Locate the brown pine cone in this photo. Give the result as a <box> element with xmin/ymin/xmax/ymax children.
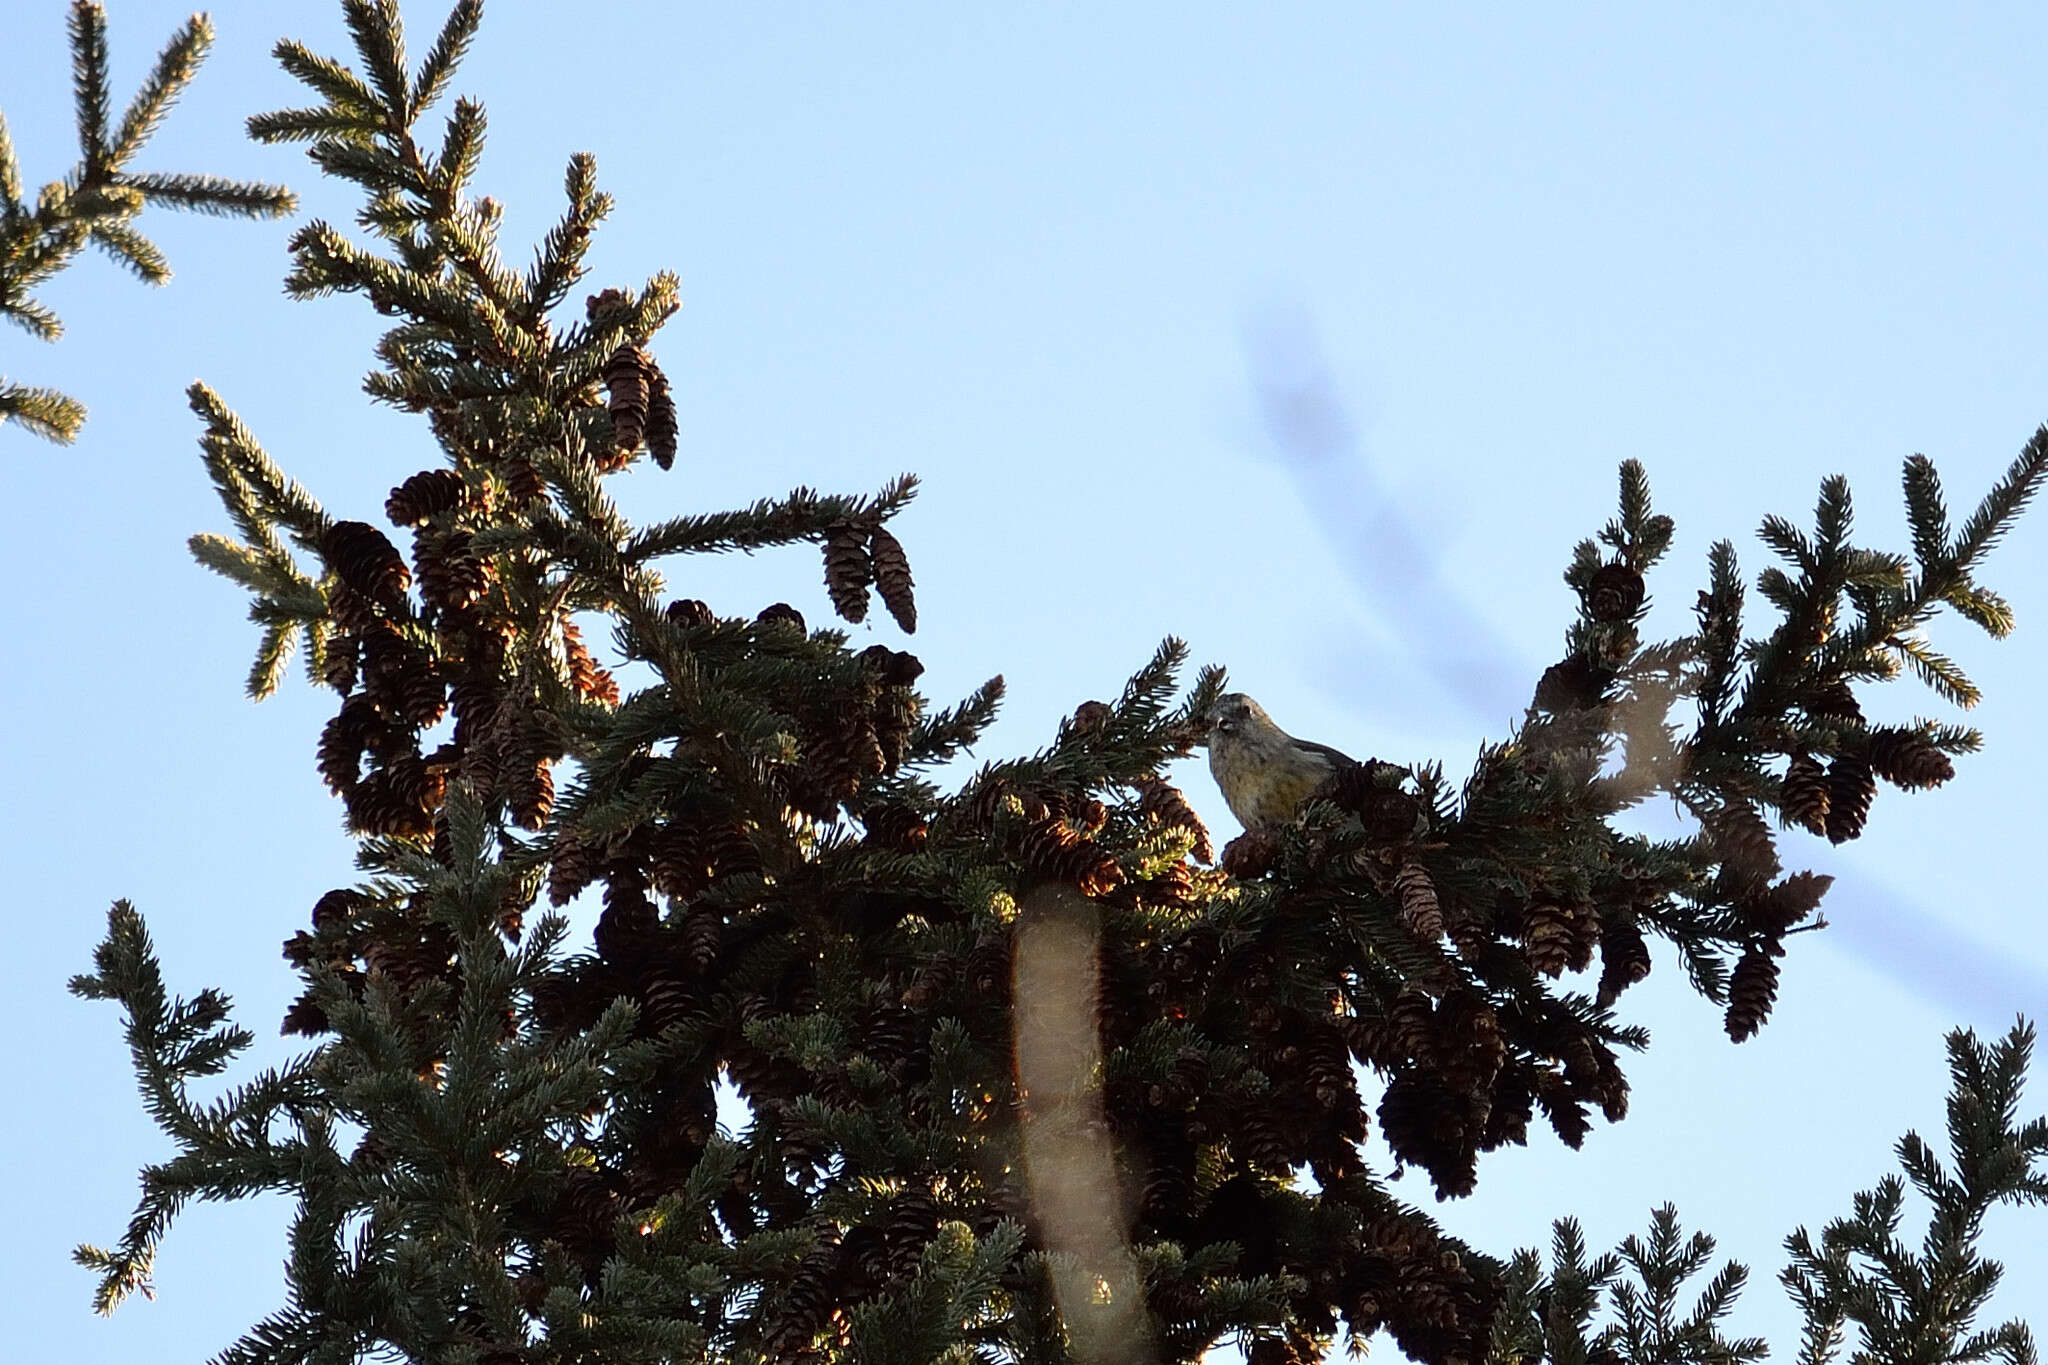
<box><xmin>1724</xmin><ymin>940</ymin><xmax>1783</xmax><ymax>1041</ymax></box>
<box><xmin>1019</xmin><ymin>817</ymin><xmax>1125</xmax><ymax>896</ymax></box>
<box><xmin>756</xmin><ymin>602</ymin><xmax>805</xmax><ymax>634</ymax></box>
<box><xmin>385</xmin><ymin>469</ymin><xmax>465</xmax><ymax>525</ymax></box>
<box><xmin>823</xmin><ymin>523</ymin><xmax>872</xmax><ymax>624</ymax></box>
<box><xmin>1808</xmin><ymin>679</ymin><xmax>1863</xmax><ymax>723</ymax></box>
<box><xmin>1586</xmin><ymin>563</ymin><xmax>1646</xmax><ymax>621</ymax></box>
<box><xmin>665</xmin><ymin>597</ymin><xmax>715</xmax><ymax>629</ymax></box>
<box><xmin>323</xmin><ymin>521</ymin><xmax>410</xmax><ymax>603</ymax></box>
<box><xmin>856</xmin><ymin>644</ymin><xmax>924</xmax><ymax>687</ymax></box>
<box><xmin>869</xmin><ymin>526</ymin><xmax>916</xmax><ymax>633</ymax></box>
<box><xmin>416</xmin><ymin>530</ymin><xmax>489</xmax><ymax>612</ymax></box>
<box><xmin>506</xmin><ymin>755</ymin><xmax>555</xmax><ymax>831</ymax></box>
<box><xmin>396</xmin><ymin>660</ymin><xmax>447</xmax><ymax>728</ymax></box>
<box><xmin>644</xmin><ymin>358</ymin><xmax>678</xmax><ymax>470</ymax></box>
<box><xmin>1521</xmin><ymin>902</ymin><xmax>1582</xmax><ymax>977</ymax></box>
<box><xmin>1745</xmin><ymin>870</ymin><xmax>1833</xmax><ymax>936</ymax></box>
<box><xmin>1220</xmin><ymin>828</ymin><xmax>1279</xmax><ymax>880</ymax></box>
<box><xmin>547</xmin><ymin>833</ymin><xmax>604</xmax><ymax>907</ymax></box>
<box><xmin>1824</xmin><ymin>753</ymin><xmax>1876</xmax><ymax>843</ymax></box>
<box><xmin>872</xmin><ymin>691</ymin><xmax>915</xmax><ymax>773</ymax></box>
<box><xmin>1135</xmin><ymin>776</ymin><xmax>1214</xmax><ymax>864</ymax></box>
<box><xmin>502</xmin><ymin>457</ymin><xmax>546</xmax><ymax>506</ymax></box>
<box><xmin>317</xmin><ymin>696</ymin><xmax>378</xmax><ymax>794</ymax></box>
<box><xmin>1780</xmin><ymin>753</ymin><xmax>1831</xmax><ymax>835</ymax></box>
<box><xmin>560</xmin><ymin>618</ymin><xmax>619</xmax><ymax>705</ymax></box>
<box><xmin>682</xmin><ymin>908</ymin><xmax>721</xmax><ymax>974</ymax></box>
<box><xmin>601</xmin><ymin>343</ymin><xmax>651</xmax><ymax>464</ymax></box>
<box><xmin>317</xmin><ymin>631</ymin><xmax>360</xmax><ymax>693</ymax></box>
<box><xmin>1394</xmin><ymin>859</ymin><xmax>1443</xmax><ymax>941</ymax></box>
<box><xmin>1533</xmin><ymin>653</ymin><xmax>1614</xmax><ymax>712</ymax></box>
<box><xmin>1595</xmin><ymin>919</ymin><xmax>1652</xmax><ymax>1006</ymax></box>
<box><xmin>1709</xmin><ymin>798</ymin><xmax>1780</xmax><ymax>886</ymax></box>
<box><xmin>1868</xmin><ymin>728</ymin><xmax>1956</xmax><ymax>790</ymax></box>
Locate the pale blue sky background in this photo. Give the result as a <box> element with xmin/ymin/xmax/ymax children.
<box><xmin>5</xmin><ymin>2</ymin><xmax>2046</xmax><ymax>1359</ymax></box>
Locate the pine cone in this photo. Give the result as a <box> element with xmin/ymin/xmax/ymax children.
<box><xmin>1824</xmin><ymin>753</ymin><xmax>1875</xmax><ymax>843</ymax></box>
<box><xmin>756</xmin><ymin>602</ymin><xmax>805</xmax><ymax>634</ymax></box>
<box><xmin>856</xmin><ymin>644</ymin><xmax>924</xmax><ymax>687</ymax></box>
<box><xmin>1808</xmin><ymin>679</ymin><xmax>1864</xmax><ymax>723</ymax></box>
<box><xmin>1724</xmin><ymin>940</ymin><xmax>1783</xmax><ymax>1042</ymax></box>
<box><xmin>872</xmin><ymin>692</ymin><xmax>915</xmax><ymax>773</ymax></box>
<box><xmin>1595</xmin><ymin>920</ymin><xmax>1651</xmax><ymax>1006</ymax></box>
<box><xmin>502</xmin><ymin>457</ymin><xmax>546</xmax><ymax>506</ymax></box>
<box><xmin>385</xmin><ymin>469</ymin><xmax>465</xmax><ymax>525</ymax></box>
<box><xmin>1745</xmin><ymin>870</ymin><xmax>1833</xmax><ymax>936</ymax></box>
<box><xmin>560</xmin><ymin>618</ymin><xmax>619</xmax><ymax>705</ymax></box>
<box><xmin>869</xmin><ymin>526</ymin><xmax>916</xmax><ymax>633</ymax></box>
<box><xmin>644</xmin><ymin>358</ymin><xmax>677</xmax><ymax>470</ymax></box>
<box><xmin>317</xmin><ymin>630</ymin><xmax>360</xmax><ymax>693</ymax></box>
<box><xmin>416</xmin><ymin>530</ymin><xmax>489</xmax><ymax>613</ymax></box>
<box><xmin>1523</xmin><ymin>900</ymin><xmax>1581</xmax><ymax>978</ymax></box>
<box><xmin>323</xmin><ymin>520</ymin><xmax>410</xmax><ymax>602</ymax></box>
<box><xmin>1394</xmin><ymin>859</ymin><xmax>1443</xmax><ymax>941</ymax></box>
<box><xmin>1869</xmin><ymin>728</ymin><xmax>1956</xmax><ymax>790</ymax></box>
<box><xmin>1780</xmin><ymin>752</ymin><xmax>1831</xmax><ymax>835</ymax></box>
<box><xmin>1533</xmin><ymin>654</ymin><xmax>1614</xmax><ymax>712</ymax></box>
<box><xmin>823</xmin><ymin>523</ymin><xmax>872</xmax><ymax>624</ymax></box>
<box><xmin>506</xmin><ymin>755</ymin><xmax>555</xmax><ymax>831</ymax></box>
<box><xmin>602</xmin><ymin>343</ymin><xmax>651</xmax><ymax>464</ymax></box>
<box><xmin>1135</xmin><ymin>776</ymin><xmax>1214</xmax><ymax>864</ymax></box>
<box><xmin>1709</xmin><ymin>798</ymin><xmax>1780</xmax><ymax>886</ymax></box>
<box><xmin>548</xmin><ymin>833</ymin><xmax>604</xmax><ymax>907</ymax></box>
<box><xmin>396</xmin><ymin>659</ymin><xmax>447</xmax><ymax>728</ymax></box>
<box><xmin>317</xmin><ymin>696</ymin><xmax>378</xmax><ymax>794</ymax></box>
<box><xmin>1220</xmin><ymin>829</ymin><xmax>1279</xmax><ymax>880</ymax></box>
<box><xmin>1585</xmin><ymin>563</ymin><xmax>1646</xmax><ymax>621</ymax></box>
<box><xmin>1019</xmin><ymin>816</ymin><xmax>1125</xmax><ymax>896</ymax></box>
<box><xmin>682</xmin><ymin>908</ymin><xmax>721</xmax><ymax>974</ymax></box>
<box><xmin>665</xmin><ymin>597</ymin><xmax>715</xmax><ymax>629</ymax></box>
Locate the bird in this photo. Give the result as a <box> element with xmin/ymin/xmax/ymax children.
<box><xmin>1203</xmin><ymin>692</ymin><xmax>1356</xmax><ymax>830</ymax></box>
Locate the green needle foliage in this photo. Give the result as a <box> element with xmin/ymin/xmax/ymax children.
<box><xmin>0</xmin><ymin>1</ymin><xmax>295</xmax><ymax>443</ymax></box>
<box><xmin>0</xmin><ymin>1</ymin><xmax>296</xmax><ymax>444</ymax></box>
<box><xmin>69</xmin><ymin>2</ymin><xmax>2048</xmax><ymax>1362</ymax></box>
<box><xmin>1486</xmin><ymin>1021</ymin><xmax>2043</xmax><ymax>1365</ymax></box>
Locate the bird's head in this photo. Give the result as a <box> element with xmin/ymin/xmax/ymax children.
<box><xmin>1205</xmin><ymin>692</ymin><xmax>1268</xmax><ymax>745</ymax></box>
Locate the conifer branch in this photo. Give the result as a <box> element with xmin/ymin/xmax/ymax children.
<box><xmin>0</xmin><ymin>3</ymin><xmax>295</xmax><ymax>443</ymax></box>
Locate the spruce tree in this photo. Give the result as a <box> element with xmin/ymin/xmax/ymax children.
<box><xmin>0</xmin><ymin>1</ymin><xmax>294</xmax><ymax>442</ymax></box>
<box><xmin>69</xmin><ymin>3</ymin><xmax>2047</xmax><ymax>1362</ymax></box>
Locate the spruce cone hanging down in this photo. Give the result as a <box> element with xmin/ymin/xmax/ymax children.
<box><xmin>1824</xmin><ymin>753</ymin><xmax>1876</xmax><ymax>843</ymax></box>
<box><xmin>1394</xmin><ymin>859</ymin><xmax>1443</xmax><ymax>941</ymax></box>
<box><xmin>416</xmin><ymin>530</ymin><xmax>489</xmax><ymax>612</ymax></box>
<box><xmin>560</xmin><ymin>618</ymin><xmax>620</xmax><ymax>705</ymax></box>
<box><xmin>869</xmin><ymin>525</ymin><xmax>916</xmax><ymax>633</ymax></box>
<box><xmin>601</xmin><ymin>343</ymin><xmax>651</xmax><ymax>467</ymax></box>
<box><xmin>1725</xmin><ymin>940</ymin><xmax>1783</xmax><ymax>1041</ymax></box>
<box><xmin>1708</xmin><ymin>798</ymin><xmax>1780</xmax><ymax>887</ymax></box>
<box><xmin>822</xmin><ymin>523</ymin><xmax>873</xmax><ymax>624</ymax></box>
<box><xmin>1868</xmin><ymin>728</ymin><xmax>1956</xmax><ymax>790</ymax></box>
<box><xmin>322</xmin><ymin>520</ymin><xmax>410</xmax><ymax>603</ymax></box>
<box><xmin>644</xmin><ymin>359</ymin><xmax>678</xmax><ymax>470</ymax></box>
<box><xmin>385</xmin><ymin>468</ymin><xmax>465</xmax><ymax>525</ymax></box>
<box><xmin>1595</xmin><ymin>919</ymin><xmax>1652</xmax><ymax>1006</ymax></box>
<box><xmin>1780</xmin><ymin>753</ymin><xmax>1831</xmax><ymax>835</ymax></box>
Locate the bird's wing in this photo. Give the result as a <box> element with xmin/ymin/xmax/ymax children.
<box><xmin>1290</xmin><ymin>737</ymin><xmax>1356</xmax><ymax>769</ymax></box>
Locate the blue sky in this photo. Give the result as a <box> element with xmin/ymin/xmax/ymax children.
<box><xmin>5</xmin><ymin>1</ymin><xmax>2045</xmax><ymax>1358</ymax></box>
